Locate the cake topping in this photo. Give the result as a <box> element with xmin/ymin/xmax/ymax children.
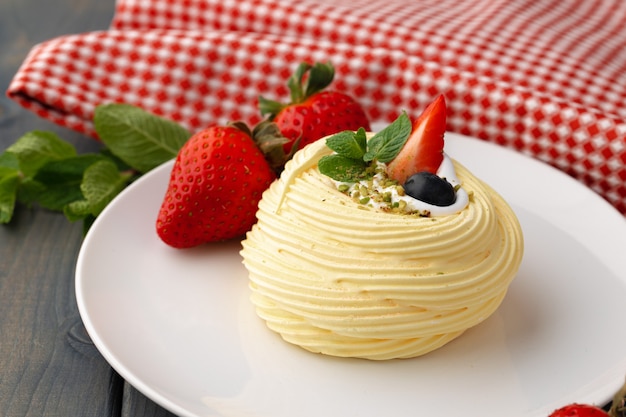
<box><xmin>386</xmin><ymin>94</ymin><xmax>446</xmax><ymax>183</ymax></box>
<box><xmin>404</xmin><ymin>172</ymin><xmax>456</xmax><ymax>206</ymax></box>
<box><xmin>319</xmin><ymin>95</ymin><xmax>468</xmax><ymax>215</ymax></box>
<box><xmin>317</xmin><ymin>122</ymin><xmax>410</xmax><ymax>183</ymax></box>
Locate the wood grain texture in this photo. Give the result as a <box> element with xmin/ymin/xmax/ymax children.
<box><xmin>0</xmin><ymin>0</ymin><xmax>177</xmax><ymax>416</ymax></box>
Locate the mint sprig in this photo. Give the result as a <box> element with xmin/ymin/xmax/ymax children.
<box><xmin>318</xmin><ymin>112</ymin><xmax>412</xmax><ymax>182</ymax></box>
<box><xmin>0</xmin><ymin>153</ymin><xmax>20</xmax><ymax>223</ymax></box>
<box><xmin>94</xmin><ymin>104</ymin><xmax>190</xmax><ymax>173</ymax></box>
<box><xmin>0</xmin><ymin>104</ymin><xmax>191</xmax><ymax>232</ymax></box>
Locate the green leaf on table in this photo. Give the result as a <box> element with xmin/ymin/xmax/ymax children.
<box><xmin>6</xmin><ymin>130</ymin><xmax>77</xmax><ymax>177</ymax></box>
<box><xmin>18</xmin><ymin>154</ymin><xmax>110</xmax><ymax>210</ymax></box>
<box><xmin>99</xmin><ymin>147</ymin><xmax>133</xmax><ymax>172</ymax></box>
<box><xmin>63</xmin><ymin>199</ymin><xmax>93</xmax><ymax>222</ymax></box>
<box><xmin>0</xmin><ymin>152</ymin><xmax>21</xmax><ymax>223</ymax></box>
<box><xmin>79</xmin><ymin>159</ymin><xmax>132</xmax><ymax>217</ymax></box>
<box><xmin>2</xmin><ymin>103</ymin><xmax>191</xmax><ymax>229</ymax></box>
<box><xmin>36</xmin><ymin>154</ymin><xmax>110</xmax><ymax>184</ymax></box>
<box><xmin>0</xmin><ymin>151</ymin><xmax>20</xmax><ymax>171</ymax></box>
<box><xmin>0</xmin><ymin>172</ymin><xmax>20</xmax><ymax>223</ymax></box>
<box><xmin>363</xmin><ymin>112</ymin><xmax>411</xmax><ymax>162</ymax></box>
<box><xmin>63</xmin><ymin>158</ymin><xmax>130</xmax><ymax>224</ymax></box>
<box><xmin>94</xmin><ymin>103</ymin><xmax>191</xmax><ymax>173</ymax></box>
<box><xmin>0</xmin><ymin>166</ymin><xmax>20</xmax><ymax>224</ymax></box>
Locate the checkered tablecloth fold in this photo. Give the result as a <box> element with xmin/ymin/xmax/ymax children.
<box><xmin>6</xmin><ymin>0</ymin><xmax>626</xmax><ymax>214</ymax></box>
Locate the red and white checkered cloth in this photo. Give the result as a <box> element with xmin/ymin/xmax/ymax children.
<box><xmin>7</xmin><ymin>0</ymin><xmax>626</xmax><ymax>214</ymax></box>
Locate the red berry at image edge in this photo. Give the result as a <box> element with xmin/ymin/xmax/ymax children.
<box><xmin>548</xmin><ymin>403</ymin><xmax>609</xmax><ymax>417</ymax></box>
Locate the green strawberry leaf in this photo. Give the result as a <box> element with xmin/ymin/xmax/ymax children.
<box><xmin>318</xmin><ymin>154</ymin><xmax>369</xmax><ymax>182</ymax></box>
<box><xmin>325</xmin><ymin>128</ymin><xmax>367</xmax><ymax>159</ymax></box>
<box><xmin>302</xmin><ymin>61</ymin><xmax>334</xmax><ymax>99</ymax></box>
<box><xmin>6</xmin><ymin>130</ymin><xmax>77</xmax><ymax>177</ymax></box>
<box><xmin>94</xmin><ymin>103</ymin><xmax>191</xmax><ymax>173</ymax></box>
<box><xmin>364</xmin><ymin>112</ymin><xmax>412</xmax><ymax>162</ymax></box>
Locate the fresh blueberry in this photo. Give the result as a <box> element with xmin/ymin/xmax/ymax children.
<box><xmin>403</xmin><ymin>172</ymin><xmax>456</xmax><ymax>206</ymax></box>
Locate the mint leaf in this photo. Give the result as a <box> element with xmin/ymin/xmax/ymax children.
<box><xmin>0</xmin><ymin>151</ymin><xmax>20</xmax><ymax>171</ymax></box>
<box><xmin>6</xmin><ymin>131</ymin><xmax>76</xmax><ymax>177</ymax></box>
<box><xmin>64</xmin><ymin>199</ymin><xmax>93</xmax><ymax>222</ymax></box>
<box><xmin>94</xmin><ymin>104</ymin><xmax>191</xmax><ymax>173</ymax></box>
<box><xmin>3</xmin><ymin>103</ymin><xmax>191</xmax><ymax>229</ymax></box>
<box><xmin>80</xmin><ymin>159</ymin><xmax>132</xmax><ymax>217</ymax></box>
<box><xmin>364</xmin><ymin>112</ymin><xmax>411</xmax><ymax>162</ymax></box>
<box><xmin>17</xmin><ymin>178</ymin><xmax>72</xmax><ymax>211</ymax></box>
<box><xmin>60</xmin><ymin>159</ymin><xmax>131</xmax><ymax>223</ymax></box>
<box><xmin>0</xmin><ymin>166</ymin><xmax>20</xmax><ymax>223</ymax></box>
<box><xmin>35</xmin><ymin>154</ymin><xmax>109</xmax><ymax>184</ymax></box>
<box><xmin>1</xmin><ymin>103</ymin><xmax>191</xmax><ymax>229</ymax></box>
<box><xmin>318</xmin><ymin>154</ymin><xmax>369</xmax><ymax>182</ymax></box>
<box><xmin>319</xmin><ymin>113</ymin><xmax>412</xmax><ymax>182</ymax></box>
<box><xmin>325</xmin><ymin>128</ymin><xmax>367</xmax><ymax>159</ymax></box>
<box><xmin>99</xmin><ymin>147</ymin><xmax>134</xmax><ymax>172</ymax></box>
<box><xmin>19</xmin><ymin>154</ymin><xmax>110</xmax><ymax>210</ymax></box>
<box><xmin>1</xmin><ymin>152</ymin><xmax>23</xmax><ymax>223</ymax></box>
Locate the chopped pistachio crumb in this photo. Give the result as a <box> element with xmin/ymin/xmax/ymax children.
<box><xmin>332</xmin><ymin>161</ymin><xmax>455</xmax><ymax>216</ymax></box>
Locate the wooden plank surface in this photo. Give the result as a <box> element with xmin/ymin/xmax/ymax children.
<box><xmin>0</xmin><ymin>1</ymin><xmax>176</xmax><ymax>416</ymax></box>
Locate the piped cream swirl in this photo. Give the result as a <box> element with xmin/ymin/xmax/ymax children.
<box><xmin>241</xmin><ymin>138</ymin><xmax>524</xmax><ymax>360</ymax></box>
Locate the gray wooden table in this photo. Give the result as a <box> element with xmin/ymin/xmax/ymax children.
<box><xmin>0</xmin><ymin>0</ymin><xmax>176</xmax><ymax>415</ymax></box>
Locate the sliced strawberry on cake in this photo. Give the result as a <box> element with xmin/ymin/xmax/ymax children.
<box><xmin>386</xmin><ymin>94</ymin><xmax>446</xmax><ymax>184</ymax></box>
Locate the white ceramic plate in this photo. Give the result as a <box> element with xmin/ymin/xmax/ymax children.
<box><xmin>76</xmin><ymin>133</ymin><xmax>626</xmax><ymax>417</ymax></box>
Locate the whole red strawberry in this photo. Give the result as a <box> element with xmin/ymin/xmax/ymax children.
<box><xmin>258</xmin><ymin>62</ymin><xmax>370</xmax><ymax>155</ymax></box>
<box><xmin>549</xmin><ymin>403</ymin><xmax>609</xmax><ymax>417</ymax></box>
<box><xmin>156</xmin><ymin>123</ymin><xmax>276</xmax><ymax>248</ymax></box>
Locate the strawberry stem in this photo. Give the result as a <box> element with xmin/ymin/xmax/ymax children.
<box><xmin>258</xmin><ymin>61</ymin><xmax>335</xmax><ymax>118</ymax></box>
<box><xmin>257</xmin><ymin>96</ymin><xmax>285</xmax><ymax>118</ymax></box>
<box><xmin>289</xmin><ymin>61</ymin><xmax>334</xmax><ymax>103</ymax></box>
<box><xmin>251</xmin><ymin>120</ymin><xmax>295</xmax><ymax>174</ymax></box>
